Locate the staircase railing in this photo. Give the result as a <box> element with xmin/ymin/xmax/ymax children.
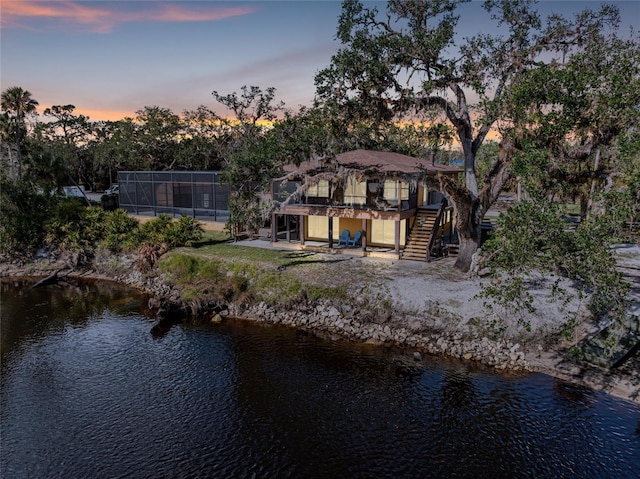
<box><xmin>426</xmin><ymin>198</ymin><xmax>448</xmax><ymax>262</ymax></box>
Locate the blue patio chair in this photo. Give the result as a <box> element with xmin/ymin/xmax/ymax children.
<box><xmin>347</xmin><ymin>230</ymin><xmax>362</xmax><ymax>247</ymax></box>
<box><xmin>337</xmin><ymin>229</ymin><xmax>350</xmax><ymax>246</ymax></box>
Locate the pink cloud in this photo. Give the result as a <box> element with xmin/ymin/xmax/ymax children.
<box><xmin>150</xmin><ymin>4</ymin><xmax>255</xmax><ymax>23</ymax></box>
<box><xmin>1</xmin><ymin>1</ymin><xmax>257</xmax><ymax>33</ymax></box>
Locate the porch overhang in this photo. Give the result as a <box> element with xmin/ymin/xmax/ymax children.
<box><xmin>277</xmin><ymin>205</ymin><xmax>417</xmax><ymax>221</ymax></box>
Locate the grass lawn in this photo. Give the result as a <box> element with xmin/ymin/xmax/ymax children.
<box><xmin>159</xmin><ymin>232</ymin><xmax>359</xmax><ymax>306</ymax></box>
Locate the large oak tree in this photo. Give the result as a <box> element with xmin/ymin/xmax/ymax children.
<box><xmin>315</xmin><ymin>0</ymin><xmax>625</xmax><ymax>271</ymax></box>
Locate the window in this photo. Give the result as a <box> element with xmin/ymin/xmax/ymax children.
<box><xmin>344</xmin><ymin>178</ymin><xmax>367</xmax><ymax>205</ymax></box>
<box><xmin>383</xmin><ymin>180</ymin><xmax>409</xmax><ymax>201</ymax></box>
<box><xmin>371</xmin><ymin>219</ymin><xmax>406</xmax><ymax>246</ymax></box>
<box><xmin>307</xmin><ymin>215</ymin><xmax>339</xmax><ymax>240</ymax></box>
<box><xmin>307</xmin><ymin>180</ymin><xmax>329</xmax><ymax>198</ymax></box>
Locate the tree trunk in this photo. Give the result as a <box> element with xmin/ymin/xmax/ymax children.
<box><xmin>455</xmin><ymin>232</ymin><xmax>482</xmax><ymax>272</ymax></box>
<box><xmin>453</xmin><ymin>201</ymin><xmax>483</xmax><ymax>272</ymax></box>
<box><xmin>438</xmin><ymin>177</ymin><xmax>481</xmax><ymax>273</ymax></box>
<box><xmin>14</xmin><ymin>118</ymin><xmax>22</xmax><ymax>181</ymax></box>
<box><xmin>32</xmin><ymin>268</ymin><xmax>70</xmax><ymax>288</ymax></box>
<box><xmin>440</xmin><ymin>139</ymin><xmax>514</xmax><ymax>273</ymax></box>
<box><xmin>6</xmin><ymin>143</ymin><xmax>15</xmax><ymax>180</ymax></box>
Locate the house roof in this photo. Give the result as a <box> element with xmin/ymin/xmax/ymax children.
<box><xmin>283</xmin><ymin>149</ymin><xmax>460</xmax><ymax>176</ymax></box>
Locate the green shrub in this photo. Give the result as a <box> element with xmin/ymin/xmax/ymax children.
<box><xmin>0</xmin><ymin>180</ymin><xmax>51</xmax><ymax>255</ymax></box>
<box><xmin>140</xmin><ymin>214</ymin><xmax>174</xmax><ymax>244</ymax></box>
<box><xmin>0</xmin><ymin>183</ymin><xmax>201</xmax><ymax>260</ymax></box>
<box><xmin>166</xmin><ymin>215</ymin><xmax>204</xmax><ymax>247</ymax></box>
<box><xmin>81</xmin><ymin>206</ymin><xmax>108</xmax><ymax>245</ymax></box>
<box><xmin>44</xmin><ymin>197</ymin><xmax>90</xmax><ymax>251</ymax></box>
<box><xmin>102</xmin><ymin>209</ymin><xmax>141</xmax><ymax>252</ymax></box>
<box><xmin>43</xmin><ymin>200</ymin><xmax>107</xmax><ymax>254</ymax></box>
<box><xmin>139</xmin><ymin>214</ymin><xmax>204</xmax><ymax>248</ymax></box>
<box><xmin>481</xmin><ymin>196</ymin><xmax>629</xmax><ymax>323</ymax></box>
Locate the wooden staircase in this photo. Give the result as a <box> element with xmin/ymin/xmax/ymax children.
<box><xmin>401</xmin><ymin>209</ymin><xmax>438</xmax><ymax>261</ymax></box>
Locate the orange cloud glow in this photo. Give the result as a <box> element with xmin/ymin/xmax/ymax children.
<box><xmin>66</xmin><ymin>107</ymin><xmax>136</xmax><ymax>122</ymax></box>
<box><xmin>1</xmin><ymin>1</ymin><xmax>256</xmax><ymax>33</ymax></box>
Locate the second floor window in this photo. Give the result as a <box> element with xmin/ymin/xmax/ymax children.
<box><xmin>344</xmin><ymin>177</ymin><xmax>367</xmax><ymax>205</ymax></box>
<box><xmin>383</xmin><ymin>180</ymin><xmax>409</xmax><ymax>201</ymax></box>
<box><xmin>307</xmin><ymin>179</ymin><xmax>330</xmax><ymax>197</ymax></box>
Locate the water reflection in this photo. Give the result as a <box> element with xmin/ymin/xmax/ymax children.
<box><xmin>1</xmin><ymin>278</ymin><xmax>148</xmax><ymax>360</ymax></box>
<box><xmin>1</xmin><ymin>281</ymin><xmax>639</xmax><ymax>479</ymax></box>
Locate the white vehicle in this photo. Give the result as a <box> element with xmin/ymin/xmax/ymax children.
<box><xmin>105</xmin><ymin>184</ymin><xmax>119</xmax><ymax>195</ymax></box>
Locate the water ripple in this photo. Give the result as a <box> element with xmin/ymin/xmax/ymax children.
<box><xmin>2</xmin><ymin>282</ymin><xmax>639</xmax><ymax>478</ymax></box>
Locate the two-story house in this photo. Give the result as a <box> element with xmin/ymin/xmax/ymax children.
<box><xmin>271</xmin><ymin>149</ymin><xmax>461</xmax><ymax>261</ymax></box>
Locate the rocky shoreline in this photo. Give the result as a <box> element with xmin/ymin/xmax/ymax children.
<box><xmin>231</xmin><ymin>300</ymin><xmax>528</xmax><ymax>370</ymax></box>
<box><xmin>2</xmin><ymin>250</ymin><xmax>638</xmax><ymax>404</ymax></box>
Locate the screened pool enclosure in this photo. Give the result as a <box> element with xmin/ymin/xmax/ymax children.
<box><xmin>117</xmin><ymin>171</ymin><xmax>231</xmax><ymax>221</ymax></box>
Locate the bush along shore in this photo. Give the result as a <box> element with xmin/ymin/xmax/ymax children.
<box><xmin>2</xmin><ymin>242</ymin><xmax>638</xmax><ymax>403</ymax></box>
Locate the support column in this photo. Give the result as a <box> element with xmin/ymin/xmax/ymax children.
<box><xmin>271</xmin><ymin>213</ymin><xmax>277</xmax><ymax>243</ymax></box>
<box><xmin>361</xmin><ymin>218</ymin><xmax>367</xmax><ymax>251</ymax></box>
<box><xmin>286</xmin><ymin>215</ymin><xmax>291</xmax><ymax>242</ymax></box>
<box><xmin>300</xmin><ymin>215</ymin><xmax>305</xmax><ymax>246</ymax></box>
<box><xmin>328</xmin><ymin>216</ymin><xmax>334</xmax><ymax>248</ymax></box>
<box><xmin>395</xmin><ymin>220</ymin><xmax>401</xmax><ymax>254</ymax></box>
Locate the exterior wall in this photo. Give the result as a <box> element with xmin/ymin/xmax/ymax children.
<box><xmin>304</xmin><ymin>215</ymin><xmax>405</xmax><ymax>248</ymax></box>
<box><xmin>293</xmin><ymin>207</ymin><xmax>414</xmax><ymax>246</ymax></box>
<box><xmin>428</xmin><ymin>189</ymin><xmax>445</xmax><ymax>205</ymax></box>
<box><xmin>338</xmin><ymin>218</ymin><xmax>362</xmax><ymax>238</ymax></box>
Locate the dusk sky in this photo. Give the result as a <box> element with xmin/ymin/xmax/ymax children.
<box><xmin>2</xmin><ymin>1</ymin><xmax>638</xmax><ymax>122</ymax></box>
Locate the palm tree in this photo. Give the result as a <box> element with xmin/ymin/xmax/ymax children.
<box><xmin>1</xmin><ymin>86</ymin><xmax>39</xmax><ymax>180</ymax></box>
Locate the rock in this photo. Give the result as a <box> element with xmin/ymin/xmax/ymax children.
<box><xmin>210</xmin><ymin>313</ymin><xmax>223</xmax><ymax>324</ymax></box>
<box><xmin>148</xmin><ymin>297</ymin><xmax>162</xmax><ymax>310</ymax></box>
<box><xmin>413</xmin><ymin>351</ymin><xmax>422</xmax><ymax>361</ymax></box>
<box><xmin>463</xmin><ymin>352</ymin><xmax>473</xmax><ymax>360</ymax></box>
<box><xmin>327</xmin><ymin>306</ymin><xmax>341</xmax><ymax>318</ymax></box>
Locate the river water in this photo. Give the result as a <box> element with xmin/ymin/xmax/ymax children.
<box><xmin>1</xmin><ymin>279</ymin><xmax>639</xmax><ymax>478</ymax></box>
